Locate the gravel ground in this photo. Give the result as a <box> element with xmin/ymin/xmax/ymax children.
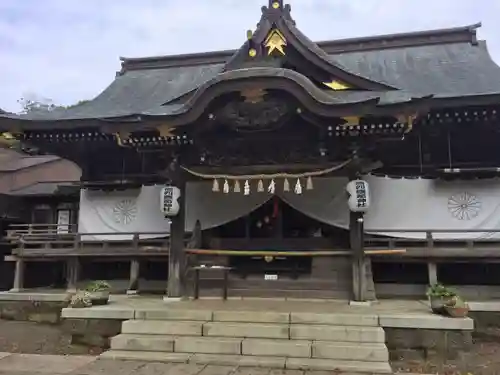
<box><xmin>0</xmin><ymin>319</ymin><xmax>103</xmax><ymax>356</ymax></box>
<box><xmin>393</xmin><ymin>328</ymin><xmax>500</xmax><ymax>375</ymax></box>
<box><xmin>1</xmin><ymin>319</ymin><xmax>500</xmax><ymax>374</ymax></box>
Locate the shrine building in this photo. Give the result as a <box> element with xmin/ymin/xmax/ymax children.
<box><xmin>2</xmin><ymin>1</ymin><xmax>500</xmax><ymax>301</ymax></box>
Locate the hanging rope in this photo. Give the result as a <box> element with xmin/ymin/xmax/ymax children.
<box><xmin>181</xmin><ymin>159</ymin><xmax>352</xmax><ymax>180</ymax></box>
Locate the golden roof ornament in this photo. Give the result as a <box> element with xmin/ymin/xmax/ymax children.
<box><xmin>323</xmin><ymin>80</ymin><xmax>350</xmax><ymax>90</ymax></box>
<box><xmin>268</xmin><ymin>0</ymin><xmax>283</xmax><ymax>9</ymax></box>
<box><xmin>264</xmin><ymin>29</ymin><xmax>287</xmax><ymax>56</ymax></box>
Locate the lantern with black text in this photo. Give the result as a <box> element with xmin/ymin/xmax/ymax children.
<box><xmin>346</xmin><ymin>180</ymin><xmax>370</xmax><ymax>213</ymax></box>
<box><xmin>160</xmin><ymin>186</ymin><xmax>181</xmax><ymax>217</ymax></box>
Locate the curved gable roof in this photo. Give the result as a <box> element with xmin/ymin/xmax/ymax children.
<box><xmin>1</xmin><ymin>4</ymin><xmax>499</xmax><ymax>123</ymax></box>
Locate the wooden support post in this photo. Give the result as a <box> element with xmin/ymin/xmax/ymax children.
<box><xmin>167</xmin><ymin>174</ymin><xmax>187</xmax><ymax>299</ymax></box>
<box><xmin>350</xmin><ymin>210</ymin><xmax>366</xmax><ymax>301</ymax></box>
<box><xmin>10</xmin><ymin>258</ymin><xmax>25</xmax><ymax>292</ymax></box>
<box><xmin>66</xmin><ymin>257</ymin><xmax>79</xmax><ymax>293</ymax></box>
<box><xmin>127</xmin><ymin>259</ymin><xmax>140</xmax><ymax>295</ymax></box>
<box><xmin>428</xmin><ymin>262</ymin><xmax>438</xmax><ymax>286</ymax></box>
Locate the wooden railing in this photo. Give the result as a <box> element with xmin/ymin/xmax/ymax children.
<box><xmin>365</xmin><ymin>229</ymin><xmax>500</xmax><ymax>258</ymax></box>
<box><xmin>7</xmin><ymin>223</ymin><xmax>78</xmax><ymax>238</ymax></box>
<box><xmin>6</xmin><ymin>224</ymin><xmax>173</xmax><ymax>258</ymax></box>
<box><xmin>6</xmin><ymin>224</ymin><xmax>500</xmax><ymax>259</ymax></box>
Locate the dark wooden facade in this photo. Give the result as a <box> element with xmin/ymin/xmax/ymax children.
<box><xmin>2</xmin><ymin>1</ymin><xmax>500</xmax><ymax>300</ymax></box>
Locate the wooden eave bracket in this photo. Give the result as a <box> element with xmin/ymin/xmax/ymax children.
<box><xmin>397</xmin><ymin>113</ymin><xmax>418</xmax><ymax>133</ymax></box>
<box><xmin>114</xmin><ymin>131</ymin><xmax>131</xmax><ymax>147</ymax></box>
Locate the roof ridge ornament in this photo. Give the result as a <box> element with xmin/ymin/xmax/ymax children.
<box><xmin>262</xmin><ymin>1</ymin><xmax>293</xmax><ymax>23</ymax></box>
<box><xmin>269</xmin><ymin>0</ymin><xmax>282</xmax><ymax>9</ymax></box>
<box><xmin>224</xmin><ymin>0</ymin><xmax>395</xmax><ymax>91</ymax></box>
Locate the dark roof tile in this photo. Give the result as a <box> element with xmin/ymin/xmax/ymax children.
<box><xmin>332</xmin><ymin>41</ymin><xmax>500</xmax><ymax>96</ymax></box>
<box><xmin>8</xmin><ymin>181</ymin><xmax>77</xmax><ymax>196</ymax></box>
<box><xmin>2</xmin><ymin>26</ymin><xmax>500</xmax><ymax>123</ymax></box>
<box><xmin>0</xmin><ymin>155</ymin><xmax>60</xmax><ymax>172</ymax></box>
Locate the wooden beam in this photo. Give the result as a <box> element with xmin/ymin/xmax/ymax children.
<box><xmin>11</xmin><ymin>247</ymin><xmax>169</xmax><ymax>257</ymax></box>
<box><xmin>66</xmin><ymin>258</ymin><xmax>79</xmax><ymax>293</ymax></box>
<box><xmin>127</xmin><ymin>259</ymin><xmax>140</xmax><ymax>295</ymax></box>
<box><xmin>185</xmin><ymin>249</ymin><xmax>406</xmax><ymax>256</ymax></box>
<box><xmin>10</xmin><ymin>259</ymin><xmax>25</xmax><ymax>292</ymax></box>
<box><xmin>350</xmin><ymin>210</ymin><xmax>366</xmax><ymax>302</ymax></box>
<box><xmin>167</xmin><ymin>163</ymin><xmax>187</xmax><ymax>298</ymax></box>
<box><xmin>427</xmin><ymin>262</ymin><xmax>438</xmax><ymax>285</ymax></box>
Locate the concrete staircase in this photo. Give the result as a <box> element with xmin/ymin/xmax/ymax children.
<box><xmin>101</xmin><ymin>309</ymin><xmax>392</xmax><ymax>373</ymax></box>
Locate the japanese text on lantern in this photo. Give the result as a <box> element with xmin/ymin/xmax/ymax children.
<box><xmin>346</xmin><ymin>180</ymin><xmax>370</xmax><ymax>213</ymax></box>
<box><xmin>160</xmin><ymin>186</ymin><xmax>181</xmax><ymax>217</ymax></box>
<box><xmin>355</xmin><ymin>181</ymin><xmax>367</xmax><ymax>208</ymax></box>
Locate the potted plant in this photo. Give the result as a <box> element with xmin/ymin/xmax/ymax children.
<box><xmin>85</xmin><ymin>280</ymin><xmax>111</xmax><ymax>305</ymax></box>
<box><xmin>445</xmin><ymin>296</ymin><xmax>470</xmax><ymax>318</ymax></box>
<box><xmin>69</xmin><ymin>291</ymin><xmax>92</xmax><ymax>308</ymax></box>
<box><xmin>426</xmin><ymin>283</ymin><xmax>457</xmax><ymax>314</ymax></box>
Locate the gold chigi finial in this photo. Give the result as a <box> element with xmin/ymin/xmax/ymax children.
<box><xmin>264</xmin><ymin>29</ymin><xmax>287</xmax><ymax>56</ymax></box>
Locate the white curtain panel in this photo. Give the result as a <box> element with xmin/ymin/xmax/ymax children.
<box><xmin>185</xmin><ymin>181</ymin><xmax>271</xmax><ymax>231</ymax></box>
<box><xmin>78</xmin><ymin>186</ymin><xmax>170</xmax><ymax>241</ymax></box>
<box><xmin>78</xmin><ymin>182</ymin><xmax>271</xmax><ymax>241</ymax></box>
<box><xmin>78</xmin><ymin>177</ymin><xmax>500</xmax><ymax>241</ymax></box>
<box><xmin>281</xmin><ymin>176</ymin><xmax>500</xmax><ymax>240</ymax></box>
<box><xmin>362</xmin><ymin>176</ymin><xmax>500</xmax><ymax>240</ymax></box>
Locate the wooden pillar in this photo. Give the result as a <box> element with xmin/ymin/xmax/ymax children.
<box><xmin>428</xmin><ymin>262</ymin><xmax>438</xmax><ymax>286</ymax></box>
<box><xmin>10</xmin><ymin>258</ymin><xmax>25</xmax><ymax>292</ymax></box>
<box><xmin>350</xmin><ymin>210</ymin><xmax>366</xmax><ymax>301</ymax></box>
<box><xmin>127</xmin><ymin>259</ymin><xmax>140</xmax><ymax>295</ymax></box>
<box><xmin>66</xmin><ymin>257</ymin><xmax>80</xmax><ymax>292</ymax></box>
<box><xmin>167</xmin><ymin>177</ymin><xmax>187</xmax><ymax>299</ymax></box>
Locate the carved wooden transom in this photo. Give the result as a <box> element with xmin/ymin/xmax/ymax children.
<box><xmin>217</xmin><ymin>97</ymin><xmax>290</xmax><ymax>131</ymax></box>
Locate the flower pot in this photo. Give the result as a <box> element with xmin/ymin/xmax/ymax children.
<box><xmin>430</xmin><ymin>296</ymin><xmax>454</xmax><ymax>314</ymax></box>
<box><xmin>445</xmin><ymin>305</ymin><xmax>470</xmax><ymax>318</ymax></box>
<box><xmin>88</xmin><ymin>291</ymin><xmax>109</xmax><ymax>306</ymax></box>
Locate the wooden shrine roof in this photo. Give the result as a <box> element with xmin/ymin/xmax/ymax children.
<box><xmin>7</xmin><ymin>181</ymin><xmax>79</xmax><ymax>197</ymax></box>
<box><xmin>1</xmin><ymin>3</ymin><xmax>500</xmax><ymax>127</ymax></box>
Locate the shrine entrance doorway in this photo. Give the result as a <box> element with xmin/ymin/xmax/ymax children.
<box><xmin>204</xmin><ymin>198</ymin><xmax>353</xmax><ymax>298</ymax></box>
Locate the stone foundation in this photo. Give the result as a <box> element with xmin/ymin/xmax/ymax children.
<box><xmin>61</xmin><ymin>318</ymin><xmax>124</xmax><ymax>348</ymax></box>
<box><xmin>385</xmin><ymin>327</ymin><xmax>473</xmax><ymax>360</ymax></box>
<box><xmin>0</xmin><ymin>295</ymin><xmax>125</xmax><ymax>350</ymax></box>
<box><xmin>0</xmin><ymin>300</ymin><xmax>68</xmax><ymax>324</ymax></box>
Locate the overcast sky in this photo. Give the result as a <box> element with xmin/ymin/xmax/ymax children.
<box><xmin>1</xmin><ymin>0</ymin><xmax>500</xmax><ymax>112</ymax></box>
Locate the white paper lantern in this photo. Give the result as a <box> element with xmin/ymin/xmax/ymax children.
<box><xmin>346</xmin><ymin>180</ymin><xmax>370</xmax><ymax>213</ymax></box>
<box><xmin>160</xmin><ymin>186</ymin><xmax>181</xmax><ymax>217</ymax></box>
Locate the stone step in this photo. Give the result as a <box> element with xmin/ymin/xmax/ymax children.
<box><xmin>135</xmin><ymin>308</ymin><xmax>213</xmax><ymax>321</ymax></box>
<box><xmin>203</xmin><ymin>321</ymin><xmax>289</xmax><ymax>339</ymax></box>
<box><xmin>111</xmin><ymin>334</ymin><xmax>175</xmax><ymax>352</ymax></box>
<box><xmin>134</xmin><ymin>309</ymin><xmax>380</xmax><ymax>327</ymax></box>
<box><xmin>212</xmin><ymin>310</ymin><xmax>289</xmax><ymax>323</ymax></box>
<box><xmin>121</xmin><ymin>319</ymin><xmax>385</xmax><ymax>342</ymax></box>
<box><xmin>290</xmin><ymin>312</ymin><xmax>379</xmax><ymax>326</ymax></box>
<box><xmin>110</xmin><ymin>334</ymin><xmax>388</xmax><ymax>362</ymax></box>
<box><xmin>100</xmin><ymin>350</ymin><xmax>392</xmax><ymax>373</ymax></box>
<box><xmin>111</xmin><ymin>334</ymin><xmax>242</xmax><ymax>355</ymax></box>
<box><xmin>312</xmin><ymin>341</ymin><xmax>389</xmax><ymax>362</ymax></box>
<box><xmin>122</xmin><ymin>320</ymin><xmax>204</xmax><ymax>336</ymax></box>
<box><xmin>290</xmin><ymin>324</ymin><xmax>385</xmax><ymax>343</ymax></box>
